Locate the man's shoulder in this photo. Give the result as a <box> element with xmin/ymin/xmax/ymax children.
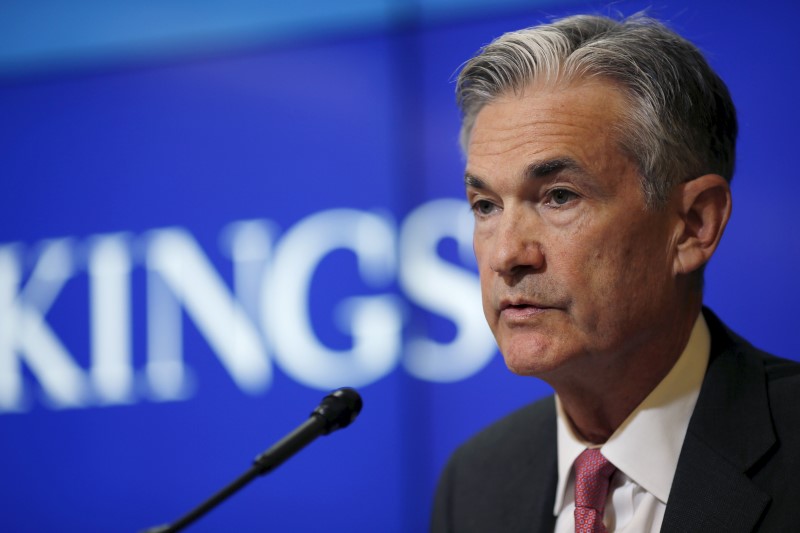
<box><xmin>432</xmin><ymin>395</ymin><xmax>559</xmax><ymax>533</ymax></box>
<box><xmin>727</xmin><ymin>336</ymin><xmax>800</xmax><ymax>436</ymax></box>
<box><xmin>759</xmin><ymin>350</ymin><xmax>800</xmax><ymax>432</ymax></box>
<box><xmin>760</xmin><ymin>350</ymin><xmax>800</xmax><ymax>384</ymax></box>
<box><xmin>704</xmin><ymin>306</ymin><xmax>800</xmax><ymax>386</ymax></box>
<box><xmin>669</xmin><ymin>309</ymin><xmax>800</xmax><ymax>531</ymax></box>
<box><xmin>702</xmin><ymin>308</ymin><xmax>800</xmax><ymax>428</ymax></box>
<box><xmin>449</xmin><ymin>394</ymin><xmax>556</xmax><ymax>468</ymax></box>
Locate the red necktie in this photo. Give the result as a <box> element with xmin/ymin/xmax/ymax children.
<box><xmin>573</xmin><ymin>448</ymin><xmax>616</xmax><ymax>533</ymax></box>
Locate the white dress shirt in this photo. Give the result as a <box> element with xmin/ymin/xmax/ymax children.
<box><xmin>553</xmin><ymin>314</ymin><xmax>711</xmax><ymax>532</ymax></box>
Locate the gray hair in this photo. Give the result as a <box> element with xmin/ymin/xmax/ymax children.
<box><xmin>456</xmin><ymin>13</ymin><xmax>737</xmax><ymax>207</ymax></box>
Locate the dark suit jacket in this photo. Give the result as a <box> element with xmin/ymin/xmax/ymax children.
<box><xmin>431</xmin><ymin>309</ymin><xmax>800</xmax><ymax>532</ymax></box>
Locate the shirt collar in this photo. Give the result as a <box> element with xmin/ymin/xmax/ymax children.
<box><xmin>553</xmin><ymin>313</ymin><xmax>711</xmax><ymax>514</ymax></box>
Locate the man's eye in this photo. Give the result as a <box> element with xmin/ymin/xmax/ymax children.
<box><xmin>548</xmin><ymin>188</ymin><xmax>577</xmax><ymax>206</ymax></box>
<box><xmin>472</xmin><ymin>199</ymin><xmax>496</xmax><ymax>216</ymax></box>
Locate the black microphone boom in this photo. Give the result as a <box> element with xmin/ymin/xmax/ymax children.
<box><xmin>142</xmin><ymin>387</ymin><xmax>363</xmax><ymax>533</ymax></box>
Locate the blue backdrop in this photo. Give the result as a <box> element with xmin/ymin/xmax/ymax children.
<box><xmin>1</xmin><ymin>1</ymin><xmax>798</xmax><ymax>531</ymax></box>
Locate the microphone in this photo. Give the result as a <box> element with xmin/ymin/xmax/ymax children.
<box><xmin>142</xmin><ymin>388</ymin><xmax>363</xmax><ymax>533</ymax></box>
<box><xmin>252</xmin><ymin>387</ymin><xmax>362</xmax><ymax>475</ymax></box>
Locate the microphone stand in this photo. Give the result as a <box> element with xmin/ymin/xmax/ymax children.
<box><xmin>142</xmin><ymin>388</ymin><xmax>362</xmax><ymax>533</ymax></box>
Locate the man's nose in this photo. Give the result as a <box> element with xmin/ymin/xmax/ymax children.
<box><xmin>488</xmin><ymin>211</ymin><xmax>544</xmax><ymax>278</ymax></box>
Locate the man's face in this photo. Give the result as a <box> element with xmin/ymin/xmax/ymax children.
<box><xmin>466</xmin><ymin>80</ymin><xmax>680</xmax><ymax>382</ymax></box>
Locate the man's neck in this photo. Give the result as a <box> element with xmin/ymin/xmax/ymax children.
<box><xmin>549</xmin><ymin>301</ymin><xmax>703</xmax><ymax>444</ymax></box>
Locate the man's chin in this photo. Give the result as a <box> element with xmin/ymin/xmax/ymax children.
<box><xmin>500</xmin><ymin>347</ymin><xmax>561</xmax><ymax>378</ymax></box>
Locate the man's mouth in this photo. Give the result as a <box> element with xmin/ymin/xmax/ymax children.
<box><xmin>500</xmin><ymin>298</ymin><xmax>545</xmax><ymax>310</ymax></box>
<box><xmin>498</xmin><ymin>299</ymin><xmax>553</xmax><ymax>319</ymax></box>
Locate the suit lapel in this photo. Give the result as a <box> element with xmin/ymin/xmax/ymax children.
<box><xmin>529</xmin><ymin>421</ymin><xmax>558</xmax><ymax>533</ymax></box>
<box><xmin>661</xmin><ymin>310</ymin><xmax>775</xmax><ymax>532</ymax></box>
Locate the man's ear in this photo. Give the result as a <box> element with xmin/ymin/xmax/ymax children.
<box><xmin>672</xmin><ymin>174</ymin><xmax>732</xmax><ymax>276</ymax></box>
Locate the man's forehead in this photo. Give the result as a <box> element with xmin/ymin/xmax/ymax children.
<box><xmin>464</xmin><ymin>80</ymin><xmax>640</xmax><ymax>196</ymax></box>
<box><xmin>469</xmin><ymin>83</ymin><xmax>624</xmax><ymax>154</ymax></box>
<box><xmin>470</xmin><ymin>79</ymin><xmax>627</xmax><ymax>135</ymax></box>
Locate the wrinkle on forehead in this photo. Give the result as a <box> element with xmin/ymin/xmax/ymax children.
<box><xmin>467</xmin><ymin>79</ymin><xmax>627</xmax><ymax>156</ymax></box>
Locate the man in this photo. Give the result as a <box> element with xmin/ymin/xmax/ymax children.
<box><xmin>431</xmin><ymin>13</ymin><xmax>800</xmax><ymax>533</ymax></box>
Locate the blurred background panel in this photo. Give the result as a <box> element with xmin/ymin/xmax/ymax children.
<box><xmin>0</xmin><ymin>1</ymin><xmax>797</xmax><ymax>531</ymax></box>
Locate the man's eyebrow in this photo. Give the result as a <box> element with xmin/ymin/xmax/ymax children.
<box><xmin>464</xmin><ymin>173</ymin><xmax>486</xmax><ymax>189</ymax></box>
<box><xmin>465</xmin><ymin>158</ymin><xmax>585</xmax><ymax>190</ymax></box>
<box><xmin>525</xmin><ymin>157</ymin><xmax>583</xmax><ymax>179</ymax></box>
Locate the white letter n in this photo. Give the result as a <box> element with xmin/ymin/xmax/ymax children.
<box><xmin>145</xmin><ymin>228</ymin><xmax>270</xmax><ymax>400</ymax></box>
